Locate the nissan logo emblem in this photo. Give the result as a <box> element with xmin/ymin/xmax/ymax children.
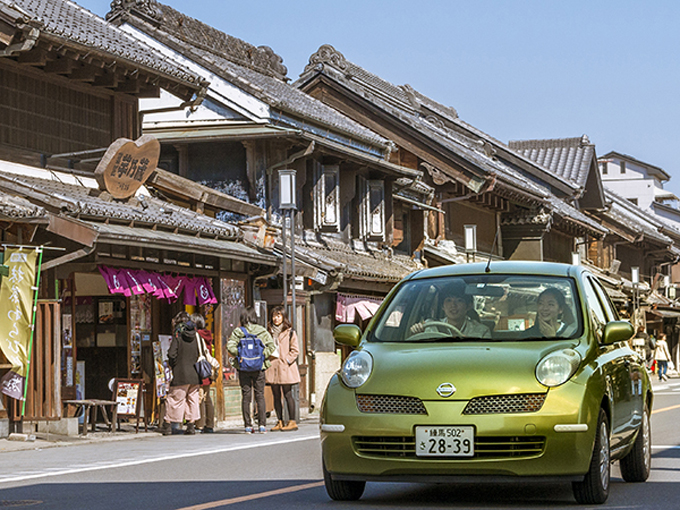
<box><xmin>436</xmin><ymin>382</ymin><xmax>456</xmax><ymax>398</ymax></box>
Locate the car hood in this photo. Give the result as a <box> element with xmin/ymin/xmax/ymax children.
<box><xmin>357</xmin><ymin>341</ymin><xmax>577</xmax><ymax>400</ymax></box>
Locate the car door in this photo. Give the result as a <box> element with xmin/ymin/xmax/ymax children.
<box><xmin>589</xmin><ymin>277</ymin><xmax>643</xmax><ymax>439</ymax></box>
<box><xmin>581</xmin><ymin>277</ymin><xmax>631</xmax><ymax>449</ymax></box>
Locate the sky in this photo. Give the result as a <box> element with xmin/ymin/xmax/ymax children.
<box><xmin>77</xmin><ymin>0</ymin><xmax>680</xmax><ymax>196</ymax></box>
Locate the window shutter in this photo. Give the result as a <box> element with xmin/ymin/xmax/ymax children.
<box><xmin>360</xmin><ymin>179</ymin><xmax>385</xmax><ymax>240</ymax></box>
<box><xmin>314</xmin><ymin>164</ymin><xmax>340</xmax><ymax>231</ymax></box>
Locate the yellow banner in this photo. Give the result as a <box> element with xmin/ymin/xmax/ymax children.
<box><xmin>0</xmin><ymin>248</ymin><xmax>38</xmax><ymax>400</ymax></box>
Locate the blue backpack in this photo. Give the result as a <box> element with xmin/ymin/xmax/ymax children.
<box><xmin>237</xmin><ymin>327</ymin><xmax>266</xmax><ymax>372</ymax></box>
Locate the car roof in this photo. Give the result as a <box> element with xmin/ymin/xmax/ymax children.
<box><xmin>408</xmin><ymin>261</ymin><xmax>579</xmax><ymax>281</ymax></box>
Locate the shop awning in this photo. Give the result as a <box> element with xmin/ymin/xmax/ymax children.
<box><xmin>83</xmin><ymin>221</ymin><xmax>276</xmax><ymax>265</ymax></box>
<box><xmin>336</xmin><ymin>293</ymin><xmax>383</xmax><ymax>323</ymax></box>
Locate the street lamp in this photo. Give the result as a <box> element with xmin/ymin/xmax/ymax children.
<box><xmin>464</xmin><ymin>224</ymin><xmax>476</xmax><ymax>263</ymax></box>
<box><xmin>278</xmin><ymin>169</ymin><xmax>298</xmax><ymax>422</ymax></box>
<box><xmin>278</xmin><ymin>169</ymin><xmax>297</xmax><ymax>332</ymax></box>
<box><xmin>631</xmin><ymin>266</ymin><xmax>639</xmax><ymax>324</ymax></box>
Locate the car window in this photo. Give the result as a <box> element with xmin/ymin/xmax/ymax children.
<box><xmin>581</xmin><ymin>277</ymin><xmax>608</xmax><ymax>342</ymax></box>
<box><xmin>588</xmin><ymin>276</ymin><xmax>619</xmax><ymax>322</ymax></box>
<box><xmin>371</xmin><ymin>274</ymin><xmax>582</xmax><ymax>342</ymax></box>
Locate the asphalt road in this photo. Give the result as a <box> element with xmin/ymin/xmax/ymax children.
<box><xmin>2</xmin><ymin>382</ymin><xmax>680</xmax><ymax>509</ymax></box>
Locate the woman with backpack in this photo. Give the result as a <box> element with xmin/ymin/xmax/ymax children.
<box><xmin>266</xmin><ymin>306</ymin><xmax>301</xmax><ymax>432</ymax></box>
<box><xmin>227</xmin><ymin>307</ymin><xmax>275</xmax><ymax>434</ymax></box>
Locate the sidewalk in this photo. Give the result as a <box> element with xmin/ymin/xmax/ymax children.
<box><xmin>0</xmin><ymin>412</ymin><xmax>319</xmax><ymax>453</ymax></box>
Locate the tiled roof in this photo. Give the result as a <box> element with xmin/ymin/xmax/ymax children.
<box><xmin>508</xmin><ymin>136</ymin><xmax>594</xmax><ymax>189</ymax></box>
<box><xmin>0</xmin><ymin>190</ymin><xmax>46</xmax><ymax>220</ymax></box>
<box><xmin>4</xmin><ymin>0</ymin><xmax>202</xmax><ymax>87</ymax></box>
<box><xmin>296</xmin><ymin>45</ymin><xmax>579</xmax><ymax>199</ymax></box>
<box><xmin>293</xmin><ymin>231</ymin><xmax>421</xmax><ymax>283</ymax></box>
<box><xmin>599</xmin><ymin>151</ymin><xmax>670</xmax><ymax>181</ymax></box>
<box><xmin>109</xmin><ymin>2</ymin><xmax>390</xmax><ymax>151</ymax></box>
<box><xmin>603</xmin><ymin>188</ymin><xmax>674</xmax><ymax>245</ymax></box>
<box><xmin>0</xmin><ymin>164</ymin><xmax>241</xmax><ymax>240</ymax></box>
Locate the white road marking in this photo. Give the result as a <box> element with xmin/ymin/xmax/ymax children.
<box><xmin>0</xmin><ymin>434</ymin><xmax>319</xmax><ymax>484</ymax></box>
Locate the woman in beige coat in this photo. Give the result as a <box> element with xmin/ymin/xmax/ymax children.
<box><xmin>266</xmin><ymin>306</ymin><xmax>301</xmax><ymax>431</ymax></box>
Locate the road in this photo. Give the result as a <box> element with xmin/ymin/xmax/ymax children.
<box><xmin>1</xmin><ymin>382</ymin><xmax>680</xmax><ymax>509</ymax></box>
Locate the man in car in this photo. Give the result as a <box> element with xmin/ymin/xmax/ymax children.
<box><xmin>410</xmin><ymin>281</ymin><xmax>491</xmax><ymax>338</ymax></box>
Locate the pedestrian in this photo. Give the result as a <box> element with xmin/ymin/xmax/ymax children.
<box><xmin>266</xmin><ymin>306</ymin><xmax>301</xmax><ymax>432</ymax></box>
<box><xmin>160</xmin><ymin>311</ymin><xmax>202</xmax><ymax>435</ymax></box>
<box><xmin>192</xmin><ymin>313</ymin><xmax>218</xmax><ymax>434</ymax></box>
<box><xmin>632</xmin><ymin>325</ymin><xmax>655</xmax><ymax>369</ymax></box>
<box><xmin>655</xmin><ymin>333</ymin><xmax>672</xmax><ymax>382</ymax></box>
<box><xmin>227</xmin><ymin>306</ymin><xmax>275</xmax><ymax>434</ymax></box>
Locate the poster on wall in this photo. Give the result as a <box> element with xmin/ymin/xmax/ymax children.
<box><xmin>153</xmin><ymin>340</ymin><xmax>167</xmax><ymax>398</ymax></box>
<box><xmin>75</xmin><ymin>361</ymin><xmax>86</xmax><ymax>425</ymax></box>
<box><xmin>62</xmin><ymin>314</ymin><xmax>73</xmax><ymax>348</ymax></box>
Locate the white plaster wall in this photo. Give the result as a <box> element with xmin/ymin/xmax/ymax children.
<box><xmin>312</xmin><ymin>352</ymin><xmax>341</xmax><ymax>413</ymax></box>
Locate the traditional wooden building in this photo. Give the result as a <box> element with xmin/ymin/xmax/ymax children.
<box><xmin>103</xmin><ymin>0</ymin><xmax>439</xmax><ymax>409</ymax></box>
<box><xmin>295</xmin><ymin>45</ymin><xmax>607</xmax><ymax>267</ymax></box>
<box><xmin>0</xmin><ymin>0</ymin><xmax>276</xmax><ymax>432</ymax></box>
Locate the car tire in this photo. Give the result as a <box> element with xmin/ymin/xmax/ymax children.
<box><xmin>322</xmin><ymin>460</ymin><xmax>366</xmax><ymax>501</ymax></box>
<box><xmin>572</xmin><ymin>409</ymin><xmax>610</xmax><ymax>505</ymax></box>
<box><xmin>619</xmin><ymin>405</ymin><xmax>651</xmax><ymax>482</ymax></box>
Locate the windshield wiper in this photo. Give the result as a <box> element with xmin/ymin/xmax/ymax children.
<box><xmin>415</xmin><ymin>336</ymin><xmax>488</xmax><ymax>343</ymax></box>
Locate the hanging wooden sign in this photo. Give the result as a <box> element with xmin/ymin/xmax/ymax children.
<box><xmin>94</xmin><ymin>135</ymin><xmax>160</xmax><ymax>200</ymax></box>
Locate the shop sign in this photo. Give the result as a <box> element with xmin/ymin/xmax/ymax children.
<box><xmin>0</xmin><ymin>248</ymin><xmax>39</xmax><ymax>400</ymax></box>
<box><xmin>95</xmin><ymin>135</ymin><xmax>160</xmax><ymax>200</ymax></box>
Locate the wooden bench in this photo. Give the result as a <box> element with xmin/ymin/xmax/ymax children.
<box><xmin>63</xmin><ymin>399</ymin><xmax>118</xmax><ymax>436</ymax></box>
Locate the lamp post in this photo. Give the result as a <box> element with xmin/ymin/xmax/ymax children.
<box><xmin>464</xmin><ymin>225</ymin><xmax>477</xmax><ymax>263</ymax></box>
<box><xmin>279</xmin><ymin>169</ymin><xmax>297</xmax><ymax>332</ymax></box>
<box><xmin>631</xmin><ymin>266</ymin><xmax>640</xmax><ymax>323</ymax></box>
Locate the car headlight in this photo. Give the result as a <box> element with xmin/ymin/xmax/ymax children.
<box><xmin>535</xmin><ymin>348</ymin><xmax>581</xmax><ymax>387</ymax></box>
<box><xmin>341</xmin><ymin>350</ymin><xmax>373</xmax><ymax>388</ymax></box>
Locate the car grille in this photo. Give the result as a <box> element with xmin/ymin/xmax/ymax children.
<box><xmin>356</xmin><ymin>394</ymin><xmax>427</xmax><ymax>415</ymax></box>
<box><xmin>353</xmin><ymin>435</ymin><xmax>546</xmax><ymax>459</ymax></box>
<box><xmin>463</xmin><ymin>393</ymin><xmax>547</xmax><ymax>415</ymax></box>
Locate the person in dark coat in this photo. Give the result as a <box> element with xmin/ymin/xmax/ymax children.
<box><xmin>161</xmin><ymin>313</ymin><xmax>201</xmax><ymax>435</ymax></box>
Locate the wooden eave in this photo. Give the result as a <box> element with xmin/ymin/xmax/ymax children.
<box><xmin>300</xmin><ymin>74</ymin><xmax>488</xmax><ymax>192</ymax></box>
<box><xmin>5</xmin><ymin>37</ymin><xmax>200</xmax><ymax>101</ymax></box>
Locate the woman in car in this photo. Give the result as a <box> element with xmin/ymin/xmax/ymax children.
<box><xmin>410</xmin><ymin>281</ymin><xmax>491</xmax><ymax>338</ymax></box>
<box><xmin>523</xmin><ymin>287</ymin><xmax>575</xmax><ymax>338</ymax></box>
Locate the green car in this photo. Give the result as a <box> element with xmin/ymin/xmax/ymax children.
<box><xmin>321</xmin><ymin>262</ymin><xmax>652</xmax><ymax>505</ymax></box>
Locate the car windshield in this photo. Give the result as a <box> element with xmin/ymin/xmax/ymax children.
<box><xmin>371</xmin><ymin>274</ymin><xmax>582</xmax><ymax>342</ymax></box>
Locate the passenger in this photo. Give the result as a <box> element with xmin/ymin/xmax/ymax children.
<box><xmin>410</xmin><ymin>281</ymin><xmax>491</xmax><ymax>338</ymax></box>
<box><xmin>523</xmin><ymin>287</ymin><xmax>575</xmax><ymax>338</ymax></box>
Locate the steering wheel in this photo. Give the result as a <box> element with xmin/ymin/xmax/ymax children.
<box><xmin>408</xmin><ymin>320</ymin><xmax>464</xmax><ymax>341</ymax></box>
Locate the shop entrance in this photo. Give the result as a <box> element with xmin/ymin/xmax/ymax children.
<box><xmin>74</xmin><ymin>296</ymin><xmax>128</xmax><ymax>400</ymax></box>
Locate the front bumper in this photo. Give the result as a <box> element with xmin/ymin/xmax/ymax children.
<box><xmin>321</xmin><ymin>377</ymin><xmax>597</xmax><ymax>480</ymax></box>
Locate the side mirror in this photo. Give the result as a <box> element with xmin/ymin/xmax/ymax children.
<box><xmin>602</xmin><ymin>321</ymin><xmax>635</xmax><ymax>345</ymax></box>
<box><xmin>333</xmin><ymin>324</ymin><xmax>362</xmax><ymax>348</ymax></box>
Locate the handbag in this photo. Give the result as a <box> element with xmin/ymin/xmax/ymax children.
<box><xmin>195</xmin><ymin>334</ymin><xmax>217</xmax><ymax>380</ymax></box>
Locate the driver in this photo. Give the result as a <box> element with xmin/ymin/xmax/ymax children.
<box><xmin>409</xmin><ymin>281</ymin><xmax>491</xmax><ymax>338</ymax></box>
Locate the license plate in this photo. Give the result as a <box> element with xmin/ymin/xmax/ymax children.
<box><xmin>415</xmin><ymin>426</ymin><xmax>474</xmax><ymax>457</ymax></box>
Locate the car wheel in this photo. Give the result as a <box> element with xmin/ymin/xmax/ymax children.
<box><xmin>322</xmin><ymin>460</ymin><xmax>366</xmax><ymax>501</ymax></box>
<box><xmin>572</xmin><ymin>409</ymin><xmax>610</xmax><ymax>505</ymax></box>
<box><xmin>620</xmin><ymin>405</ymin><xmax>651</xmax><ymax>482</ymax></box>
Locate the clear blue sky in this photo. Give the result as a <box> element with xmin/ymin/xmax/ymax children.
<box><xmin>78</xmin><ymin>0</ymin><xmax>680</xmax><ymax>196</ymax></box>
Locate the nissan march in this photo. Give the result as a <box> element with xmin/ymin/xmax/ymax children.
<box><xmin>321</xmin><ymin>262</ymin><xmax>652</xmax><ymax>505</ymax></box>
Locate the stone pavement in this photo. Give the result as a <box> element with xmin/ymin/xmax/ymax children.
<box><xmin>0</xmin><ymin>412</ymin><xmax>319</xmax><ymax>453</ymax></box>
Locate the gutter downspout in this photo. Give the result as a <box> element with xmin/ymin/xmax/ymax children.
<box><xmin>0</xmin><ymin>25</ymin><xmax>40</xmax><ymax>57</ymax></box>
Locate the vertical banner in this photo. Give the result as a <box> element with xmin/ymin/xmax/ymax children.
<box><xmin>0</xmin><ymin>248</ymin><xmax>39</xmax><ymax>400</ymax></box>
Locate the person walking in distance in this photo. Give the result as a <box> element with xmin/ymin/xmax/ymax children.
<box><xmin>192</xmin><ymin>313</ymin><xmax>218</xmax><ymax>433</ymax></box>
<box><xmin>655</xmin><ymin>332</ymin><xmax>672</xmax><ymax>381</ymax></box>
<box><xmin>266</xmin><ymin>306</ymin><xmax>301</xmax><ymax>432</ymax></box>
<box><xmin>228</xmin><ymin>307</ymin><xmax>275</xmax><ymax>434</ymax></box>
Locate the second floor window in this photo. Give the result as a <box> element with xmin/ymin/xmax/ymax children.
<box><xmin>360</xmin><ymin>178</ymin><xmax>385</xmax><ymax>241</ymax></box>
<box><xmin>314</xmin><ymin>164</ymin><xmax>340</xmax><ymax>231</ymax></box>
